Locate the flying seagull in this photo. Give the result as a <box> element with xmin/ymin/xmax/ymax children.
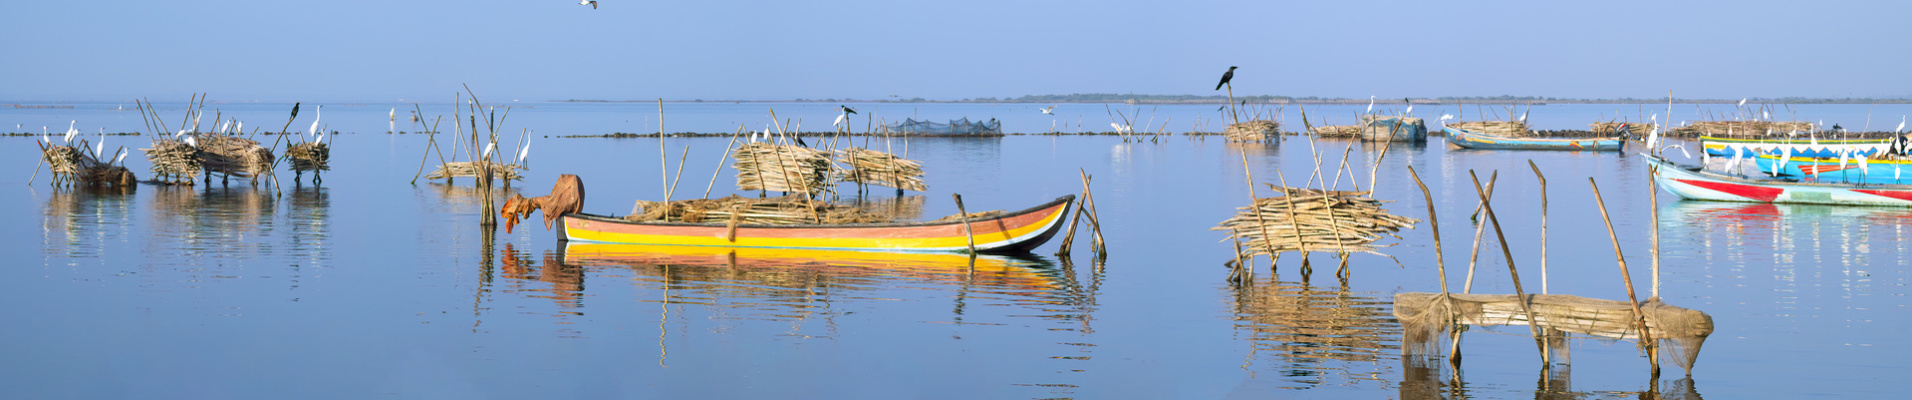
<box><xmin>581</xmin><ymin>0</ymin><xmax>597</xmax><ymax>9</ymax></box>
<box><xmin>1214</xmin><ymin>66</ymin><xmax>1236</xmax><ymax>91</ymax></box>
<box><xmin>1041</xmin><ymin>105</ymin><xmax>1056</xmax><ymax>115</ymax></box>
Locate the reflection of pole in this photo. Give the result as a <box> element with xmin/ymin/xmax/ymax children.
<box><xmin>475</xmin><ymin>226</ymin><xmax>496</xmax><ymax>330</ymax></box>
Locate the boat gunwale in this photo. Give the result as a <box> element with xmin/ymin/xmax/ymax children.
<box><xmin>1649</xmin><ymin>155</ymin><xmax>1912</xmax><ymax>190</ymax></box>
<box><xmin>561</xmin><ymin>195</ymin><xmax>1076</xmax><ymax>230</ymax></box>
<box><xmin>1445</xmin><ymin>126</ymin><xmax>1622</xmax><ymax>145</ymax></box>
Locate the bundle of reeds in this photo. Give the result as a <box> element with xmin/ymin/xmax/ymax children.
<box><xmin>41</xmin><ymin>144</ymin><xmax>82</xmax><ymax>178</ymax></box>
<box><xmin>80</xmin><ymin>164</ymin><xmax>137</xmax><ymax>186</ymax></box>
<box><xmin>1310</xmin><ymin>125</ymin><xmax>1361</xmax><ymax>137</ymax></box>
<box><xmin>41</xmin><ymin>141</ymin><xmax>136</xmax><ymax>187</ymax></box>
<box><xmin>141</xmin><ymin>139</ymin><xmax>200</xmax><ymax>184</ymax></box>
<box><xmin>1225</xmin><ymin>120</ymin><xmax>1279</xmax><ymax>142</ymax></box>
<box><xmin>835</xmin><ymin>147</ymin><xmax>927</xmax><ymax>191</ymax></box>
<box><xmin>625</xmin><ymin>194</ymin><xmax>895</xmax><ymax>225</ymax></box>
<box><xmin>734</xmin><ymin>143</ymin><xmax>836</xmax><ymax>194</ymax></box>
<box><xmin>196</xmin><ymin>134</ymin><xmax>273</xmax><ymax>178</ymax></box>
<box><xmin>1670</xmin><ymin>120</ymin><xmax>1813</xmax><ymax>137</ymax></box>
<box><xmin>425</xmin><ymin>161</ymin><xmax>525</xmax><ymax>181</ymax></box>
<box><xmin>1445</xmin><ymin>120</ymin><xmax>1529</xmax><ymax>136</ymax></box>
<box><xmin>1588</xmin><ymin>122</ymin><xmax>1655</xmax><ymax>137</ymax></box>
<box><xmin>287</xmin><ymin>142</ymin><xmax>330</xmax><ymax>172</ymax></box>
<box><xmin>1213</xmin><ymin>186</ymin><xmax>1419</xmax><ymax>258</ymax></box>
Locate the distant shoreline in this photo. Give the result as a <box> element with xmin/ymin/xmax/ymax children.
<box><xmin>555</xmin><ymin>96</ymin><xmax>1912</xmax><ymax>105</ymax></box>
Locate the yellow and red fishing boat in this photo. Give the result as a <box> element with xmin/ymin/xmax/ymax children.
<box><xmin>557</xmin><ymin>195</ymin><xmax>1075</xmax><ymax>254</ymax></box>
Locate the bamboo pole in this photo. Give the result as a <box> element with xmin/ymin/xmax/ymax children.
<box><xmin>1530</xmin><ymin>160</ymin><xmax>1548</xmax><ymax>294</ymax></box>
<box><xmin>703</xmin><ymin>127</ymin><xmax>743</xmax><ymax>199</ymax></box>
<box><xmin>1240</xmin><ymin>149</ymin><xmax>1281</xmax><ymax>268</ymax></box>
<box><xmin>1588</xmin><ymin>177</ymin><xmax>1660</xmax><ymax>376</ymax></box>
<box><xmin>664</xmin><ymin>146</ymin><xmax>690</xmax><ymax>202</ymax></box>
<box><xmin>1463</xmin><ymin>172</ymin><xmax>1499</xmax><ymax>293</ymax></box>
<box><xmin>1468</xmin><ymin>170</ymin><xmax>1550</xmax><ymax>366</ymax></box>
<box><xmin>658</xmin><ymin>98</ymin><xmax>668</xmax><ymax>200</ymax></box>
<box><xmin>1056</xmin><ymin>178</ymin><xmax>1090</xmax><ymax>257</ymax></box>
<box><xmin>1407</xmin><ymin>166</ymin><xmax>1447</xmax><ymax>293</ymax></box>
<box><xmin>1649</xmin><ymin>165</ymin><xmax>1661</xmax><ymax>298</ymax></box>
<box><xmin>1078</xmin><ymin>168</ymin><xmax>1107</xmax><ymax>257</ymax></box>
<box><xmin>953</xmin><ymin>194</ymin><xmax>977</xmax><ymax>255</ymax></box>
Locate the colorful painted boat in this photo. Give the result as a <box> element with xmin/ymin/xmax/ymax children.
<box><xmin>559</xmin><ymin>242</ymin><xmax>1063</xmax><ymax>293</ymax></box>
<box><xmin>1648</xmin><ymin>155</ymin><xmax>1912</xmax><ymax>207</ymax></box>
<box><xmin>1748</xmin><ymin>154</ymin><xmax>1912</xmax><ymax>183</ymax></box>
<box><xmin>1444</xmin><ymin>126</ymin><xmax>1621</xmax><ymax>151</ymax></box>
<box><xmin>557</xmin><ymin>195</ymin><xmax>1075</xmax><ymax>253</ymax></box>
<box><xmin>1699</xmin><ymin>135</ymin><xmax>1887</xmax><ymax>158</ymax></box>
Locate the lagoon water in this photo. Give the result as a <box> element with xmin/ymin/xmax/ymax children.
<box><xmin>4</xmin><ymin>102</ymin><xmax>1911</xmax><ymax>398</ymax></box>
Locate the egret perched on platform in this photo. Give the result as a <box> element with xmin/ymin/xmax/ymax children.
<box><xmin>309</xmin><ymin>105</ymin><xmax>323</xmax><ymax>141</ymax></box>
<box><xmin>64</xmin><ymin>121</ymin><xmax>78</xmax><ymax>143</ymax></box>
<box><xmin>517</xmin><ymin>140</ymin><xmax>532</xmax><ymax>164</ymax></box>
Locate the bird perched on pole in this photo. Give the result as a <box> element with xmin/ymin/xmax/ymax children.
<box><xmin>290</xmin><ymin>102</ymin><xmax>301</xmax><ymax>121</ymax></box>
<box><xmin>840</xmin><ymin>105</ymin><xmax>857</xmax><ymax>115</ymax></box>
<box><xmin>1213</xmin><ymin>66</ymin><xmax>1237</xmax><ymax>91</ymax></box>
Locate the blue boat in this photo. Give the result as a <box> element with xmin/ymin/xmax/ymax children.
<box><xmin>1748</xmin><ymin>154</ymin><xmax>1912</xmax><ymax>184</ymax></box>
<box><xmin>1445</xmin><ymin>126</ymin><xmax>1621</xmax><ymax>151</ymax></box>
<box><xmin>1699</xmin><ymin>135</ymin><xmax>1887</xmax><ymax>158</ymax></box>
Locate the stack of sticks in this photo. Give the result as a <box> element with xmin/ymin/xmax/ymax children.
<box><xmin>39</xmin><ymin>140</ymin><xmax>135</xmax><ymax>187</ymax></box>
<box><xmin>425</xmin><ymin>161</ymin><xmax>524</xmax><ymax>181</ymax></box>
<box><xmin>1670</xmin><ymin>120</ymin><xmax>1814</xmax><ymax>137</ymax></box>
<box><xmin>734</xmin><ymin>142</ymin><xmax>836</xmax><ymax>195</ymax></box>
<box><xmin>1310</xmin><ymin>125</ymin><xmax>1361</xmax><ymax>137</ymax></box>
<box><xmin>195</xmin><ymin>134</ymin><xmax>273</xmax><ymax>178</ymax></box>
<box><xmin>141</xmin><ymin>139</ymin><xmax>200</xmax><ymax>185</ymax></box>
<box><xmin>1224</xmin><ymin>120</ymin><xmax>1280</xmax><ymax>142</ymax></box>
<box><xmin>835</xmin><ymin>147</ymin><xmax>927</xmax><ymax>191</ymax></box>
<box><xmin>1445</xmin><ymin>121</ymin><xmax>1529</xmax><ymax>136</ymax></box>
<box><xmin>625</xmin><ymin>194</ymin><xmax>895</xmax><ymax>225</ymax></box>
<box><xmin>287</xmin><ymin>142</ymin><xmax>330</xmax><ymax>173</ymax></box>
<box><xmin>1588</xmin><ymin>122</ymin><xmax>1655</xmax><ymax>137</ymax></box>
<box><xmin>1214</xmin><ymin>186</ymin><xmax>1419</xmax><ymax>258</ymax></box>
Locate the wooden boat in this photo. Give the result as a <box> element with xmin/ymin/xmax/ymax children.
<box><xmin>557</xmin><ymin>195</ymin><xmax>1075</xmax><ymax>253</ymax></box>
<box><xmin>1699</xmin><ymin>135</ymin><xmax>1887</xmax><ymax>158</ymax></box>
<box><xmin>559</xmin><ymin>242</ymin><xmax>1063</xmax><ymax>292</ymax></box>
<box><xmin>1648</xmin><ymin>155</ymin><xmax>1912</xmax><ymax>207</ymax></box>
<box><xmin>1445</xmin><ymin>126</ymin><xmax>1621</xmax><ymax>151</ymax></box>
<box><xmin>1749</xmin><ymin>153</ymin><xmax>1912</xmax><ymax>184</ymax></box>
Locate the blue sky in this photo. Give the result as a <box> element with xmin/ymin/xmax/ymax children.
<box><xmin>4</xmin><ymin>0</ymin><xmax>1908</xmax><ymax>102</ymax></box>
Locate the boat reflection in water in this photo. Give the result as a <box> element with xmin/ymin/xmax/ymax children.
<box><xmin>1227</xmin><ymin>278</ymin><xmax>1401</xmax><ymax>390</ymax></box>
<box><xmin>1661</xmin><ymin>200</ymin><xmax>1912</xmax><ymax>268</ymax></box>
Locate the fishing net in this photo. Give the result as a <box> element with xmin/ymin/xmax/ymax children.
<box><xmin>835</xmin><ymin>147</ymin><xmax>927</xmax><ymax>191</ymax></box>
<box><xmin>1224</xmin><ymin>120</ymin><xmax>1279</xmax><ymax>142</ymax></box>
<box><xmin>1393</xmin><ymin>293</ymin><xmax>1715</xmax><ymax>373</ymax></box>
<box><xmin>502</xmin><ymin>174</ymin><xmax>584</xmax><ymax>234</ymax></box>
<box><xmin>885</xmin><ymin>117</ymin><xmax>1002</xmax><ymax>135</ymax></box>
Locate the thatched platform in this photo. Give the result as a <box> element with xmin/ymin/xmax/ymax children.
<box><xmin>1224</xmin><ymin>120</ymin><xmax>1279</xmax><ymax>142</ymax></box>
<box><xmin>734</xmin><ymin>143</ymin><xmax>837</xmax><ymax>195</ymax></box>
<box><xmin>195</xmin><ymin>134</ymin><xmax>273</xmax><ymax>184</ymax></box>
<box><xmin>1589</xmin><ymin>122</ymin><xmax>1655</xmax><ymax>137</ymax></box>
<box><xmin>1214</xmin><ymin>187</ymin><xmax>1418</xmax><ymax>258</ymax></box>
<box><xmin>425</xmin><ymin>161</ymin><xmax>525</xmax><ymax>182</ymax></box>
<box><xmin>141</xmin><ymin>139</ymin><xmax>199</xmax><ymax>185</ymax></box>
<box><xmin>40</xmin><ymin>142</ymin><xmax>136</xmax><ymax>187</ymax></box>
<box><xmin>1443</xmin><ymin>120</ymin><xmax>1529</xmax><ymax>136</ymax></box>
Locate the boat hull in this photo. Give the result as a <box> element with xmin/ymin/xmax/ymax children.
<box><xmin>1445</xmin><ymin>126</ymin><xmax>1620</xmax><ymax>151</ymax></box>
<box><xmin>557</xmin><ymin>195</ymin><xmax>1075</xmax><ymax>253</ymax></box>
<box><xmin>1749</xmin><ymin>154</ymin><xmax>1912</xmax><ymax>184</ymax></box>
<box><xmin>1649</xmin><ymin>156</ymin><xmax>1912</xmax><ymax>207</ymax></box>
<box><xmin>1699</xmin><ymin>135</ymin><xmax>1887</xmax><ymax>158</ymax></box>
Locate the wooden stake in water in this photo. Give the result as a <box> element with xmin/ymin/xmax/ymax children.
<box><xmin>658</xmin><ymin>98</ymin><xmax>668</xmax><ymax>200</ymax></box>
<box><xmin>1649</xmin><ymin>165</ymin><xmax>1661</xmax><ymax>298</ymax></box>
<box><xmin>1589</xmin><ymin>177</ymin><xmax>1660</xmax><ymax>376</ymax></box>
<box><xmin>1407</xmin><ymin>166</ymin><xmax>1447</xmax><ymax>293</ymax></box>
<box><xmin>1463</xmin><ymin>172</ymin><xmax>1499</xmax><ymax>293</ymax></box>
<box><xmin>1530</xmin><ymin>160</ymin><xmax>1549</xmax><ymax>294</ymax></box>
<box><xmin>953</xmin><ymin>194</ymin><xmax>977</xmax><ymax>256</ymax></box>
<box><xmin>1468</xmin><ymin>170</ymin><xmax>1550</xmax><ymax>366</ymax></box>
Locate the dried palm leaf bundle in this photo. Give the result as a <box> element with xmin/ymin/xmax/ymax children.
<box><xmin>835</xmin><ymin>147</ymin><xmax>927</xmax><ymax>191</ymax></box>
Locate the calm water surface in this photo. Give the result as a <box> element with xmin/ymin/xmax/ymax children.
<box><xmin>3</xmin><ymin>103</ymin><xmax>1908</xmax><ymax>398</ymax></box>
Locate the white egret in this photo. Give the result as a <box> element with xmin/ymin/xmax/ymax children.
<box><xmin>42</xmin><ymin>126</ymin><xmax>49</xmax><ymax>143</ymax></box>
<box><xmin>1897</xmin><ymin>116</ymin><xmax>1905</xmax><ymax>133</ymax></box>
<box><xmin>235</xmin><ymin>121</ymin><xmax>243</xmax><ymax>134</ymax></box>
<box><xmin>1041</xmin><ymin>105</ymin><xmax>1056</xmax><ymax>115</ymax></box>
<box><xmin>517</xmin><ymin>140</ymin><xmax>531</xmax><ymax>164</ymax></box>
<box><xmin>183</xmin><ymin>136</ymin><xmax>198</xmax><ymax>148</ymax></box>
<box><xmin>219</xmin><ymin>120</ymin><xmax>231</xmax><ymax>134</ymax></box>
<box><xmin>1439</xmin><ymin>114</ymin><xmax>1454</xmax><ymax>121</ymax></box>
<box><xmin>308</xmin><ymin>105</ymin><xmax>323</xmax><ymax>141</ymax></box>
<box><xmin>1738</xmin><ymin>98</ymin><xmax>1747</xmax><ymax>107</ymax></box>
<box><xmin>1405</xmin><ymin>104</ymin><xmax>1413</xmax><ymax>114</ymax></box>
<box><xmin>95</xmin><ymin>134</ymin><xmax>106</xmax><ymax>157</ymax></box>
<box><xmin>481</xmin><ymin>142</ymin><xmax>496</xmax><ymax>159</ymax></box>
<box><xmin>1762</xmin><ymin>109</ymin><xmax>1770</xmax><ymax>121</ymax></box>
<box><xmin>115</xmin><ymin>152</ymin><xmax>128</xmax><ymax>165</ymax></box>
<box><xmin>64</xmin><ymin>120</ymin><xmax>78</xmax><ymax>143</ymax></box>
<box><xmin>1859</xmin><ymin>151</ymin><xmax>1869</xmax><ymax>174</ymax></box>
<box><xmin>833</xmin><ymin>113</ymin><xmax>847</xmax><ymax>129</ymax></box>
<box><xmin>1366</xmin><ymin>96</ymin><xmax>1375</xmax><ymax>113</ymax></box>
